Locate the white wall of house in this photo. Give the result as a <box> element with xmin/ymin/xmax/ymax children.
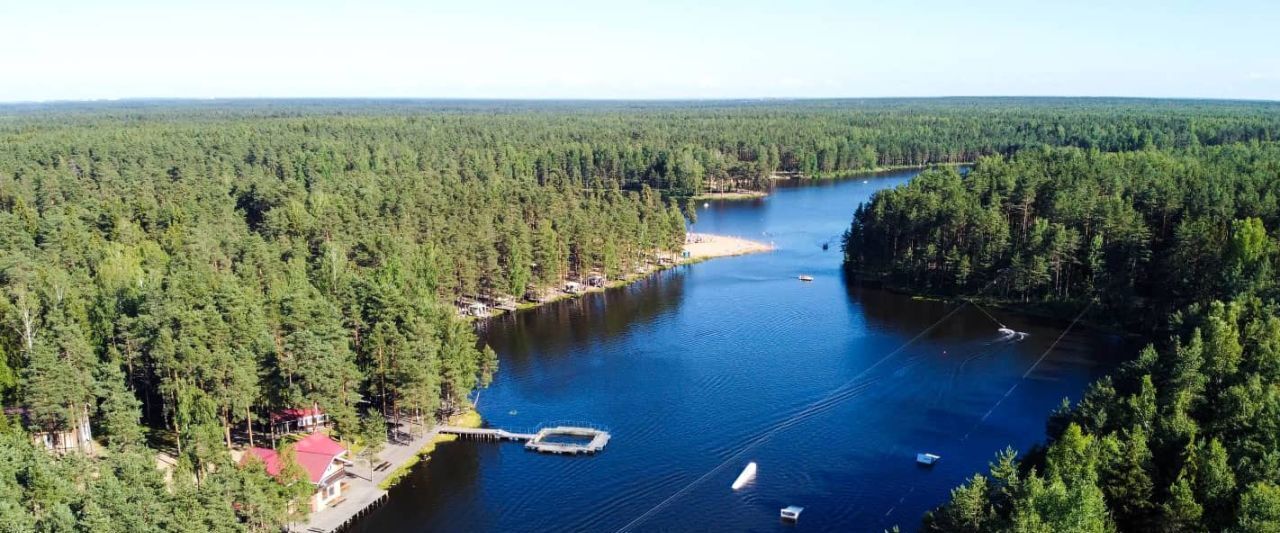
<box><xmin>308</xmin><ymin>454</ymin><xmax>351</xmax><ymax>512</ymax></box>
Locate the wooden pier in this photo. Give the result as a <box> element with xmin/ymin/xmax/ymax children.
<box><xmin>436</xmin><ymin>426</ymin><xmax>536</xmax><ymax>441</ymax></box>
<box><xmin>438</xmin><ymin>425</ymin><xmax>610</xmax><ymax>455</ymax></box>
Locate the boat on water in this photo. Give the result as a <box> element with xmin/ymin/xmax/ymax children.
<box><xmin>780</xmin><ymin>505</ymin><xmax>804</xmax><ymax>522</ymax></box>
<box><xmin>916</xmin><ymin>452</ymin><xmax>941</xmax><ymax>465</ymax></box>
<box><xmin>798</xmin><ymin>275</ymin><xmax>814</xmax><ymax>282</ymax></box>
<box><xmin>731</xmin><ymin>462</ymin><xmax>757</xmax><ymax>490</ymax></box>
<box><xmin>997</xmin><ymin>326</ymin><xmax>1029</xmax><ymax>340</ymax></box>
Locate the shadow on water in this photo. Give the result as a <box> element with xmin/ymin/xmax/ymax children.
<box><xmin>366</xmin><ymin>438</ymin><xmax>488</xmax><ymax>530</ymax></box>
<box><xmin>479</xmin><ymin>269</ymin><xmax>688</xmax><ymax>362</ymax></box>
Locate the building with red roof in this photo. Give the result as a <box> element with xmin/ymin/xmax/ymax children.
<box><xmin>241</xmin><ymin>432</ymin><xmax>351</xmax><ymax>512</ymax></box>
<box><xmin>244</xmin><ymin>446</ymin><xmax>284</xmax><ymax>477</ymax></box>
<box><xmin>269</xmin><ymin>407</ymin><xmax>328</xmax><ymax>436</ymax></box>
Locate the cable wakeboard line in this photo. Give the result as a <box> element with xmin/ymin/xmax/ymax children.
<box><xmin>963</xmin><ymin>297</ymin><xmax>1095</xmax><ymax>436</ymax></box>
<box><xmin>614</xmin><ymin>270</ymin><xmax>1012</xmax><ymax>533</ymax></box>
<box><xmin>882</xmin><ymin>297</ymin><xmax>1096</xmax><ymax>525</ymax></box>
<box><xmin>966</xmin><ymin>297</ymin><xmax>1006</xmax><ymax>329</ymax></box>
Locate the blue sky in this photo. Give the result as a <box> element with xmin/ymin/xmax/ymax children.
<box><xmin>1</xmin><ymin>0</ymin><xmax>1277</xmax><ymax>101</ymax></box>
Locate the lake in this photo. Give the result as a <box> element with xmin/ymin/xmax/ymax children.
<box><xmin>351</xmin><ymin>169</ymin><xmax>1126</xmax><ymax>532</ymax></box>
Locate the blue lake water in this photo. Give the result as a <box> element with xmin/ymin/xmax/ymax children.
<box><xmin>351</xmin><ymin>169</ymin><xmax>1126</xmax><ymax>532</ymax></box>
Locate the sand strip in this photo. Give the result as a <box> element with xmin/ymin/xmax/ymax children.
<box><xmin>682</xmin><ymin>233</ymin><xmax>773</xmax><ymax>261</ymax></box>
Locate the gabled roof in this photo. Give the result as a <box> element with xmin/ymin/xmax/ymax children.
<box><xmin>293</xmin><ymin>432</ymin><xmax>347</xmax><ymax>484</ymax></box>
<box><xmin>242</xmin><ymin>433</ymin><xmax>346</xmax><ymax>485</ymax></box>
<box><xmin>270</xmin><ymin>407</ymin><xmax>324</xmax><ymax>424</ymax></box>
<box><xmin>243</xmin><ymin>447</ymin><xmax>283</xmax><ymax>477</ymax></box>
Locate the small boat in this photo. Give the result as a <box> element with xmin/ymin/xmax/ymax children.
<box><xmin>731</xmin><ymin>461</ymin><xmax>757</xmax><ymax>490</ymax></box>
<box><xmin>917</xmin><ymin>452</ymin><xmax>941</xmax><ymax>465</ymax></box>
<box><xmin>997</xmin><ymin>326</ymin><xmax>1016</xmax><ymax>337</ymax></box>
<box><xmin>798</xmin><ymin>275</ymin><xmax>814</xmax><ymax>282</ymax></box>
<box><xmin>780</xmin><ymin>505</ymin><xmax>804</xmax><ymax>522</ymax></box>
<box><xmin>822</xmin><ymin>243</ymin><xmax>829</xmax><ymax>250</ymax></box>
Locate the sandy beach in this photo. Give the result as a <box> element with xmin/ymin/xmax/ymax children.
<box><xmin>462</xmin><ymin>232</ymin><xmax>773</xmax><ymax>320</ymax></box>
<box><xmin>682</xmin><ymin>232</ymin><xmax>774</xmax><ymax>260</ymax></box>
<box><xmin>690</xmin><ymin>190</ymin><xmax>768</xmax><ymax>201</ymax></box>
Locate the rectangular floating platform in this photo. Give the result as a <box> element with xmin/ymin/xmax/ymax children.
<box><xmin>781</xmin><ymin>505</ymin><xmax>804</xmax><ymax>522</ymax></box>
<box><xmin>437</xmin><ymin>425</ymin><xmax>610</xmax><ymax>455</ymax></box>
<box><xmin>525</xmin><ymin>426</ymin><xmax>610</xmax><ymax>454</ymax></box>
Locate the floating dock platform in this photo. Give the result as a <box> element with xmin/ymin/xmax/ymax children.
<box><xmin>438</xmin><ymin>424</ymin><xmax>610</xmax><ymax>455</ymax></box>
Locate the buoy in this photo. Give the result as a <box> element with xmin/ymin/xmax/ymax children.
<box><xmin>731</xmin><ymin>462</ymin><xmax>758</xmax><ymax>490</ymax></box>
<box><xmin>703</xmin><ymin>202</ymin><xmax>710</xmax><ymax>208</ymax></box>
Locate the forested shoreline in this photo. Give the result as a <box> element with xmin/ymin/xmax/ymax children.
<box><xmin>843</xmin><ymin>143</ymin><xmax>1279</xmax><ymax>328</ymax></box>
<box><xmin>2</xmin><ymin>98</ymin><xmax>1280</xmax><ymax>531</ymax></box>
<box><xmin>841</xmin><ymin>132</ymin><xmax>1280</xmax><ymax>528</ymax></box>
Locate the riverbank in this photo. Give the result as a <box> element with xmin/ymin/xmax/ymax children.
<box><xmin>844</xmin><ymin>270</ymin><xmax>1137</xmax><ymax>335</ymax></box>
<box><xmin>771</xmin><ymin>161</ymin><xmax>973</xmax><ymax>181</ymax></box>
<box><xmin>290</xmin><ymin>410</ymin><xmax>482</xmax><ymax>533</ymax></box>
<box><xmin>476</xmin><ymin>233</ymin><xmax>773</xmax><ymax>318</ymax></box>
<box><xmin>690</xmin><ymin>190</ymin><xmax>768</xmax><ymax>201</ymax></box>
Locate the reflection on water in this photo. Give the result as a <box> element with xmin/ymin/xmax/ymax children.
<box><xmin>353</xmin><ymin>170</ymin><xmax>1128</xmax><ymax>533</ymax></box>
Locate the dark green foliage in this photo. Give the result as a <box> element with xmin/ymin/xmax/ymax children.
<box><xmin>0</xmin><ymin>102</ymin><xmax>702</xmax><ymax>530</ymax></box>
<box><xmin>854</xmin><ymin>132</ymin><xmax>1280</xmax><ymax>531</ymax></box>
<box><xmin>844</xmin><ymin>144</ymin><xmax>1279</xmax><ymax>326</ymax></box>
<box><xmin>0</xmin><ymin>428</ymin><xmax>296</xmax><ymax>532</ymax></box>
<box><xmin>927</xmin><ymin>299</ymin><xmax>1280</xmax><ymax>532</ymax></box>
<box><xmin>3</xmin><ymin>98</ymin><xmax>1280</xmax><ymax>530</ymax></box>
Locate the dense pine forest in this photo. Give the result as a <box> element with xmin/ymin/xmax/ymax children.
<box><xmin>839</xmin><ymin>108</ymin><xmax>1280</xmax><ymax>529</ymax></box>
<box><xmin>843</xmin><ymin>144</ymin><xmax>1279</xmax><ymax>327</ymax></box>
<box><xmin>2</xmin><ymin>98</ymin><xmax>1280</xmax><ymax>531</ymax></box>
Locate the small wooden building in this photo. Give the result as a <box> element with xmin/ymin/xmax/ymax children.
<box><xmin>7</xmin><ymin>406</ymin><xmax>95</xmax><ymax>455</ymax></box>
<box><xmin>586</xmin><ymin>274</ymin><xmax>606</xmax><ymax>288</ymax></box>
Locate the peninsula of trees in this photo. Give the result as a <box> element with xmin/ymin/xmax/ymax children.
<box><xmin>2</xmin><ymin>98</ymin><xmax>1280</xmax><ymax>530</ymax></box>
<box><xmin>841</xmin><ymin>117</ymin><xmax>1280</xmax><ymax>529</ymax></box>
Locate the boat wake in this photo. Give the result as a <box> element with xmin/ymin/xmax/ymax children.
<box><xmin>994</xmin><ymin>327</ymin><xmax>1029</xmax><ymax>342</ymax></box>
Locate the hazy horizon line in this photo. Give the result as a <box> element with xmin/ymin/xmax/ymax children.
<box><xmin>3</xmin><ymin>94</ymin><xmax>1279</xmax><ymax>106</ymax></box>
